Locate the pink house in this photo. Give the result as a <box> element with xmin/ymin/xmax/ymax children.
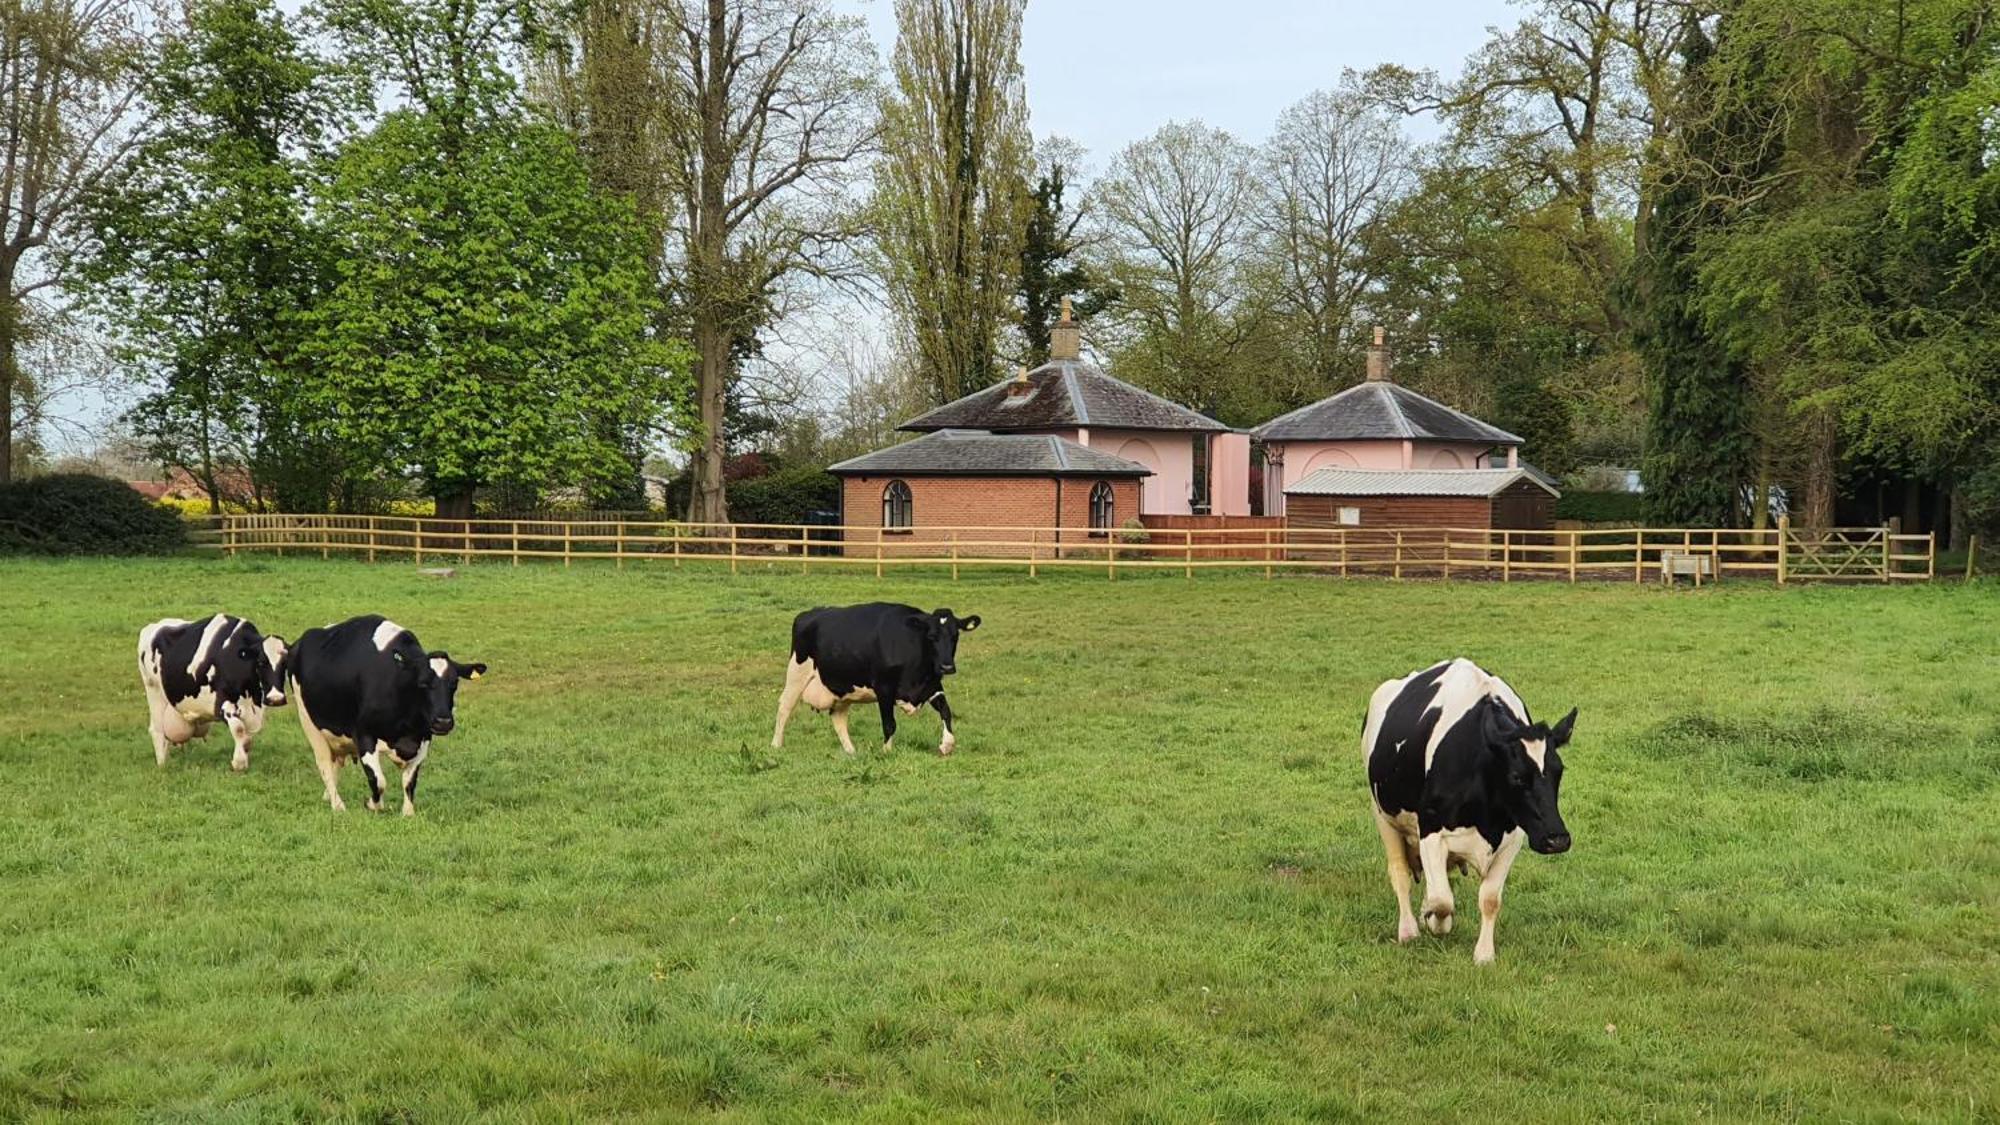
<box><xmin>897</xmin><ymin>303</ymin><xmax>1252</xmax><ymax>517</ymax></box>
<box><xmin>1250</xmin><ymin>328</ymin><xmax>1523</xmax><ymax>517</ymax></box>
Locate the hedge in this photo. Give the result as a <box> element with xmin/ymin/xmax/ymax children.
<box><xmin>1553</xmin><ymin>489</ymin><xmax>1645</xmax><ymax>524</ymax></box>
<box><xmin>726</xmin><ymin>465</ymin><xmax>841</xmax><ymax>526</ymax></box>
<box><xmin>0</xmin><ymin>473</ymin><xmax>188</xmax><ymax>555</ymax></box>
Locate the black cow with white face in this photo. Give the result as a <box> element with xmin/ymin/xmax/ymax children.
<box><xmin>771</xmin><ymin>603</ymin><xmax>981</xmax><ymax>756</ymax></box>
<box><xmin>1361</xmin><ymin>657</ymin><xmax>1576</xmax><ymax>964</ymax></box>
<box><xmin>137</xmin><ymin>615</ymin><xmax>289</xmax><ymax>771</ymax></box>
<box><xmin>285</xmin><ymin>615</ymin><xmax>485</xmax><ymax>814</ymax></box>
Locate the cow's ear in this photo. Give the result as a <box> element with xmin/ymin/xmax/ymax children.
<box><xmin>958</xmin><ymin>615</ymin><xmax>981</xmax><ymax>632</ymax></box>
<box><xmin>1481</xmin><ymin>698</ymin><xmax>1518</xmax><ymax>747</ymax></box>
<box><xmin>1548</xmin><ymin>707</ymin><xmax>1577</xmax><ymax>749</ymax></box>
<box><xmin>463</xmin><ymin>662</ymin><xmax>487</xmax><ymax>681</ymax></box>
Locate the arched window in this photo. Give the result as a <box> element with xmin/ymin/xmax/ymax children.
<box><xmin>1089</xmin><ymin>481</ymin><xmax>1115</xmax><ymax>533</ymax></box>
<box><xmin>882</xmin><ymin>480</ymin><xmax>913</xmax><ymax>531</ymax></box>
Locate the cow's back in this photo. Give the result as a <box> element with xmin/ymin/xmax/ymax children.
<box><xmin>791</xmin><ymin>603</ymin><xmax>920</xmax><ymax>685</ymax></box>
<box><xmin>287</xmin><ymin>619</ymin><xmax>379</xmax><ymax>737</ymax></box>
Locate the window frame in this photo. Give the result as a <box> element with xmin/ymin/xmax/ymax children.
<box><xmin>882</xmin><ymin>479</ymin><xmax>914</xmax><ymax>534</ymax></box>
<box><xmin>1088</xmin><ymin>480</ymin><xmax>1116</xmax><ymax>537</ymax></box>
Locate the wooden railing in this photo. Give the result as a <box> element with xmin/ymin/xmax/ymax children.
<box><xmin>183</xmin><ymin>514</ymin><xmax>1936</xmax><ymax>584</ymax></box>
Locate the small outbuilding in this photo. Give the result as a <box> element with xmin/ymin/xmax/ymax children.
<box><xmin>827</xmin><ymin>428</ymin><xmax>1150</xmax><ymax>555</ymax></box>
<box><xmin>1284</xmin><ymin>467</ymin><xmax>1560</xmax><ymax>532</ymax></box>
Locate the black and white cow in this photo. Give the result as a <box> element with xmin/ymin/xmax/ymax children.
<box><xmin>1362</xmin><ymin>657</ymin><xmax>1576</xmax><ymax>964</ymax></box>
<box><xmin>285</xmin><ymin>615</ymin><xmax>485</xmax><ymax>814</ymax></box>
<box><xmin>771</xmin><ymin>603</ymin><xmax>981</xmax><ymax>756</ymax></box>
<box><xmin>137</xmin><ymin>615</ymin><xmax>289</xmax><ymax>771</ymax></box>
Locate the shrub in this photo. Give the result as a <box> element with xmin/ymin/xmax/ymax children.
<box><xmin>0</xmin><ymin>474</ymin><xmax>188</xmax><ymax>555</ymax></box>
<box><xmin>1555</xmin><ymin>489</ymin><xmax>1645</xmax><ymax>524</ymax></box>
<box><xmin>1116</xmin><ymin>517</ymin><xmax>1150</xmax><ymax>544</ymax></box>
<box><xmin>727</xmin><ymin>465</ymin><xmax>841</xmax><ymax>526</ymax></box>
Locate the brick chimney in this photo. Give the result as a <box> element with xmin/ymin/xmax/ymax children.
<box><xmin>1365</xmin><ymin>325</ymin><xmax>1390</xmax><ymax>382</ymax></box>
<box><xmin>1006</xmin><ymin>364</ymin><xmax>1032</xmax><ymax>398</ymax></box>
<box><xmin>1049</xmin><ymin>295</ymin><xmax>1081</xmax><ymax>361</ymax></box>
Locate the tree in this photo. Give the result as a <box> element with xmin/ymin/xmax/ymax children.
<box><xmin>1633</xmin><ymin>21</ymin><xmax>1752</xmax><ymax>527</ymax></box>
<box><xmin>0</xmin><ymin>0</ymin><xmax>147</xmax><ymax>482</ymax></box>
<box><xmin>874</xmin><ymin>0</ymin><xmax>1029</xmax><ymax>404</ymax></box>
<box><xmin>659</xmin><ymin>0</ymin><xmax>878</xmax><ymax>524</ymax></box>
<box><xmin>81</xmin><ymin>0</ymin><xmax>350</xmax><ymax>511</ymax></box>
<box><xmin>1016</xmin><ymin>135</ymin><xmax>1111</xmax><ymax>367</ymax></box>
<box><xmin>1090</xmin><ymin>120</ymin><xmax>1255</xmax><ymax>418</ymax></box>
<box><xmin>306</xmin><ymin>0</ymin><xmax>689</xmax><ymax>517</ymax></box>
<box><xmin>1246</xmin><ymin>87</ymin><xmax>1411</xmax><ymax>403</ymax></box>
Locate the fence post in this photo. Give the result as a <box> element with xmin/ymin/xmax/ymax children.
<box><xmin>1501</xmin><ymin>530</ymin><xmax>1511</xmax><ymax>583</ymax></box>
<box><xmin>563</xmin><ymin>522</ymin><xmax>572</xmax><ymax>569</ymax></box>
<box><xmin>1881</xmin><ymin>525</ymin><xmax>1892</xmax><ymax>584</ymax></box>
<box><xmin>1185</xmin><ymin>530</ymin><xmax>1193</xmax><ymax>579</ymax></box>
<box><xmin>801</xmin><ymin>525</ymin><xmax>811</xmax><ymax>574</ymax></box>
<box><xmin>1776</xmin><ymin>515</ymin><xmax>1789</xmax><ymax>586</ymax></box>
<box><xmin>730</xmin><ymin>525</ymin><xmax>739</xmax><ymax>575</ymax></box>
<box><xmin>1264</xmin><ymin>528</ymin><xmax>1274</xmax><ymax>580</ymax></box>
<box><xmin>512</xmin><ymin>521</ymin><xmax>520</xmax><ymax>567</ymax></box>
<box><xmin>1030</xmin><ymin>528</ymin><xmax>1039</xmax><ymax>579</ymax></box>
<box><xmin>1630</xmin><ymin>529</ymin><xmax>1641</xmax><ymax>585</ymax></box>
<box><xmin>460</xmin><ymin>520</ymin><xmax>471</xmax><ymax>566</ymax></box>
<box><xmin>1108</xmin><ymin>536</ymin><xmax>1117</xmax><ymax>581</ymax></box>
<box><xmin>951</xmin><ymin>530</ymin><xmax>960</xmax><ymax>581</ymax></box>
<box><xmin>875</xmin><ymin>528</ymin><xmax>883</xmax><ymax>579</ymax></box>
<box><xmin>1966</xmin><ymin>535</ymin><xmax>1979</xmax><ymax>581</ymax></box>
<box><xmin>1394</xmin><ymin>530</ymin><xmax>1404</xmax><ymax>580</ymax></box>
<box><xmin>618</xmin><ymin>520</ymin><xmax>628</xmax><ymax>570</ymax></box>
<box><xmin>414</xmin><ymin>520</ymin><xmax>422</xmax><ymax>567</ymax></box>
<box><xmin>1338</xmin><ymin>528</ymin><xmax>1347</xmax><ymax>578</ymax></box>
<box><xmin>1927</xmin><ymin>530</ymin><xmax>1936</xmax><ymax>580</ymax></box>
<box><xmin>1568</xmin><ymin>530</ymin><xmax>1578</xmax><ymax>584</ymax></box>
<box><xmin>672</xmin><ymin>524</ymin><xmax>681</xmax><ymax>569</ymax></box>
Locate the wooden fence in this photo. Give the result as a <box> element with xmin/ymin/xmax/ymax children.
<box><xmin>187</xmin><ymin>514</ymin><xmax>1935</xmax><ymax>584</ymax></box>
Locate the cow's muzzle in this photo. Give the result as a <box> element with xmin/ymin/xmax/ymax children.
<box><xmin>939</xmin><ymin>663</ymin><xmax>956</xmax><ymax>675</ymax></box>
<box><xmin>431</xmin><ymin>717</ymin><xmax>455</xmax><ymax>735</ymax></box>
<box><xmin>1533</xmin><ymin>832</ymin><xmax>1572</xmax><ymax>855</ymax></box>
<box><xmin>265</xmin><ymin>689</ymin><xmax>287</xmax><ymax>706</ymax></box>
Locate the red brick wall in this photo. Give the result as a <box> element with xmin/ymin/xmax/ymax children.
<box><xmin>838</xmin><ymin>475</ymin><xmax>1137</xmax><ymax>558</ymax></box>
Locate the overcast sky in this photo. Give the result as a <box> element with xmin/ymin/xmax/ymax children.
<box><xmin>842</xmin><ymin>0</ymin><xmax>1517</xmax><ymax>159</ymax></box>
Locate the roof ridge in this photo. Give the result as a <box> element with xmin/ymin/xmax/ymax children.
<box><xmin>1062</xmin><ymin>365</ymin><xmax>1089</xmax><ymax>425</ymax></box>
<box><xmin>1049</xmin><ymin>434</ymin><xmax>1069</xmax><ymax>470</ymax></box>
<box><xmin>1375</xmin><ymin>383</ymin><xmax>1415</xmax><ymax>439</ymax></box>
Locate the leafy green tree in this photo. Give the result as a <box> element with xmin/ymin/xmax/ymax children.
<box><xmin>301</xmin><ymin>111</ymin><xmax>688</xmax><ymax>517</ymax></box>
<box><xmin>81</xmin><ymin>0</ymin><xmax>350</xmax><ymax>511</ymax></box>
<box><xmin>1017</xmin><ymin>137</ymin><xmax>1113</xmax><ymax>367</ymax></box>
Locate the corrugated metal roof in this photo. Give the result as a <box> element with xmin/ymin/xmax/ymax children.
<box><xmin>1284</xmin><ymin>467</ymin><xmax>1560</xmax><ymax>498</ymax></box>
<box><xmin>1250</xmin><ymin>381</ymin><xmax>1522</xmax><ymax>444</ymax></box>
<box><xmin>899</xmin><ymin>360</ymin><xmax>1231</xmax><ymax>434</ymax></box>
<box><xmin>826</xmin><ymin>429</ymin><xmax>1154</xmax><ymax>477</ymax></box>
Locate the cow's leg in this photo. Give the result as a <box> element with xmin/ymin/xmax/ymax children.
<box><xmin>1375</xmin><ymin>814</ymin><xmax>1420</xmax><ymax>943</ymax></box>
<box><xmin>222</xmin><ymin>703</ymin><xmax>251</xmax><ymax>772</ymax></box>
<box><xmin>294</xmin><ymin>692</ymin><xmax>346</xmax><ymax>811</ymax></box>
<box><xmin>1473</xmin><ymin>834</ymin><xmax>1526</xmax><ymax>965</ymax></box>
<box><xmin>398</xmin><ymin>741</ymin><xmax>429</xmax><ymax>817</ymax></box>
<box><xmin>877</xmin><ymin>696</ymin><xmax>898</xmax><ymax>753</ymax></box>
<box><xmin>1417</xmin><ymin>832</ymin><xmax>1455</xmax><ymax>935</ymax></box>
<box><xmin>772</xmin><ymin>656</ymin><xmax>811</xmax><ymax>749</ymax></box>
<box><xmin>357</xmin><ymin>735</ymin><xmax>386</xmax><ymax>812</ymax></box>
<box><xmin>829</xmin><ymin>703</ymin><xmax>859</xmax><ymax>756</ymax></box>
<box><xmin>931</xmin><ymin>692</ymin><xmax>956</xmax><ymax>755</ymax></box>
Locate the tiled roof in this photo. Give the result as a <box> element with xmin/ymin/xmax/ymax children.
<box><xmin>1250</xmin><ymin>381</ymin><xmax>1521</xmax><ymax>444</ymax></box>
<box><xmin>899</xmin><ymin>360</ymin><xmax>1230</xmax><ymax>434</ymax></box>
<box><xmin>1284</xmin><ymin>467</ymin><xmax>1560</xmax><ymax>498</ymax></box>
<box><xmin>827</xmin><ymin>429</ymin><xmax>1154</xmax><ymax>477</ymax></box>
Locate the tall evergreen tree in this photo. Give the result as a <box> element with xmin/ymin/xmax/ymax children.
<box><xmin>1635</xmin><ymin>23</ymin><xmax>1751</xmax><ymax>527</ymax></box>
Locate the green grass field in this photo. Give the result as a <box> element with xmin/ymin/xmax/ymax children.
<box><xmin>3</xmin><ymin>557</ymin><xmax>1997</xmax><ymax>1121</ymax></box>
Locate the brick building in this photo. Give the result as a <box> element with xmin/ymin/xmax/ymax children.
<box><xmin>828</xmin><ymin>429</ymin><xmax>1148</xmax><ymax>557</ymax></box>
<box><xmin>895</xmin><ymin>301</ymin><xmax>1251</xmax><ymax>517</ymax></box>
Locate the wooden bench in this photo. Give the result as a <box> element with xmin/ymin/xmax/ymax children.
<box><xmin>1660</xmin><ymin>549</ymin><xmax>1716</xmax><ymax>586</ymax></box>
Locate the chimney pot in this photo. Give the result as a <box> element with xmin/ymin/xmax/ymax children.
<box><xmin>1049</xmin><ymin>296</ymin><xmax>1081</xmax><ymax>361</ymax></box>
<box><xmin>1365</xmin><ymin>325</ymin><xmax>1390</xmax><ymax>382</ymax></box>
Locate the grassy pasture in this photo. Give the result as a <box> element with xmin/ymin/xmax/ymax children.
<box><xmin>1</xmin><ymin>557</ymin><xmax>1997</xmax><ymax>1122</ymax></box>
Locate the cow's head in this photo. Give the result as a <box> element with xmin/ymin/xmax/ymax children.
<box><xmin>909</xmin><ymin>609</ymin><xmax>980</xmax><ymax>677</ymax></box>
<box><xmin>1483</xmin><ymin>700</ymin><xmax>1576</xmax><ymax>855</ymax></box>
<box><xmin>258</xmin><ymin>635</ymin><xmax>289</xmax><ymax>707</ymax></box>
<box><xmin>422</xmin><ymin>652</ymin><xmax>486</xmax><ymax>735</ymax></box>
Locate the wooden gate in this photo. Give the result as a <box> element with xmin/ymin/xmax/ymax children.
<box><xmin>1781</xmin><ymin>525</ymin><xmax>1932</xmax><ymax>581</ymax></box>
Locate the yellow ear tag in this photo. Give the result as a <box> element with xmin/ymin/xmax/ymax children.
<box><xmin>469</xmin><ymin>670</ymin><xmax>482</xmax><ymax>680</ymax></box>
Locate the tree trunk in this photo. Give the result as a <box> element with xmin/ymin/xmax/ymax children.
<box><xmin>1750</xmin><ymin>463</ymin><xmax>1771</xmax><ymax>531</ymax></box>
<box><xmin>0</xmin><ymin>288</ymin><xmax>16</xmax><ymax>484</ymax></box>
<box><xmin>435</xmin><ymin>484</ymin><xmax>475</xmax><ymax>522</ymax></box>
<box><xmin>1801</xmin><ymin>410</ymin><xmax>1837</xmax><ymax>528</ymax></box>
<box><xmin>688</xmin><ymin>322</ymin><xmax>729</xmax><ymax>524</ymax></box>
<box><xmin>1946</xmin><ymin>482</ymin><xmax>1967</xmax><ymax>552</ymax></box>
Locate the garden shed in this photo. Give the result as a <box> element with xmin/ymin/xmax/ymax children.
<box><xmin>1284</xmin><ymin>467</ymin><xmax>1559</xmax><ymax>532</ymax></box>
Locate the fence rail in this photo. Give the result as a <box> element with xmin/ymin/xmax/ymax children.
<box><xmin>185</xmin><ymin>514</ymin><xmax>1935</xmax><ymax>584</ymax></box>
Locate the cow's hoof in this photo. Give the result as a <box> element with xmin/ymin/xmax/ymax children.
<box><xmin>365</xmin><ymin>799</ymin><xmax>382</xmax><ymax>813</ymax></box>
<box><xmin>1397</xmin><ymin>917</ymin><xmax>1420</xmax><ymax>943</ymax></box>
<box><xmin>1422</xmin><ymin>906</ymin><xmax>1454</xmax><ymax>935</ymax></box>
<box><xmin>938</xmin><ymin>743</ymin><xmax>954</xmax><ymax>756</ymax></box>
<box><xmin>1473</xmin><ymin>945</ymin><xmax>1496</xmax><ymax>965</ymax></box>
<box><xmin>401</xmin><ymin>805</ymin><xmax>415</xmax><ymax>818</ymax></box>
<box><xmin>231</xmin><ymin>758</ymin><xmax>249</xmax><ymax>773</ymax></box>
